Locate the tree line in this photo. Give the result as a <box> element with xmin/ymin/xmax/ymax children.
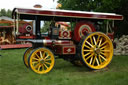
<box><xmin>0</xmin><ymin>9</ymin><xmax>12</xmax><ymax>18</ymax></box>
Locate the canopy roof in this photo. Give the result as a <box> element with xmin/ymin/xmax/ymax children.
<box><xmin>12</xmin><ymin>7</ymin><xmax>123</xmax><ymax>21</ymax></box>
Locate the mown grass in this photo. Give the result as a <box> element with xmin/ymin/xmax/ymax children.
<box><xmin>0</xmin><ymin>49</ymin><xmax>128</xmax><ymax>85</ymax></box>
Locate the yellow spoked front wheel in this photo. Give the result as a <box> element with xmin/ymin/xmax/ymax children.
<box><xmin>23</xmin><ymin>47</ymin><xmax>33</xmax><ymax>68</ymax></box>
<box><xmin>80</xmin><ymin>32</ymin><xmax>113</xmax><ymax>69</ymax></box>
<box><xmin>28</xmin><ymin>47</ymin><xmax>55</xmax><ymax>74</ymax></box>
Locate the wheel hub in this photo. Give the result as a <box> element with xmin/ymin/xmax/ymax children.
<box><xmin>40</xmin><ymin>59</ymin><xmax>45</xmax><ymax>64</ymax></box>
<box><xmin>94</xmin><ymin>47</ymin><xmax>100</xmax><ymax>55</ymax></box>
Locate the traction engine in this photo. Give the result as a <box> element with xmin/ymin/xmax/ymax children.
<box><xmin>12</xmin><ymin>7</ymin><xmax>123</xmax><ymax>74</ymax></box>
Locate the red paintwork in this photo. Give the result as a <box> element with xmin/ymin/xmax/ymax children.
<box><xmin>19</xmin><ymin>24</ymin><xmax>33</xmax><ymax>34</ymax></box>
<box><xmin>44</xmin><ymin>37</ymin><xmax>50</xmax><ymax>39</ymax></box>
<box><xmin>13</xmin><ymin>8</ymin><xmax>123</xmax><ymax>20</ymax></box>
<box><xmin>63</xmin><ymin>31</ymin><xmax>68</xmax><ymax>37</ymax></box>
<box><xmin>63</xmin><ymin>45</ymin><xmax>76</xmax><ymax>54</ymax></box>
<box><xmin>52</xmin><ymin>45</ymin><xmax>75</xmax><ymax>55</ymax></box>
<box><xmin>44</xmin><ymin>40</ymin><xmax>75</xmax><ymax>54</ymax></box>
<box><xmin>73</xmin><ymin>21</ymin><xmax>96</xmax><ymax>42</ymax></box>
<box><xmin>59</xmin><ymin>31</ymin><xmax>72</xmax><ymax>39</ymax></box>
<box><xmin>0</xmin><ymin>44</ymin><xmax>32</xmax><ymax>49</ymax></box>
<box><xmin>17</xmin><ymin>35</ymin><xmax>36</xmax><ymax>39</ymax></box>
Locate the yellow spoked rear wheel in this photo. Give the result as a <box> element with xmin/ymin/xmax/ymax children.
<box><xmin>28</xmin><ymin>47</ymin><xmax>55</xmax><ymax>74</ymax></box>
<box><xmin>81</xmin><ymin>32</ymin><xmax>113</xmax><ymax>69</ymax></box>
<box><xmin>23</xmin><ymin>47</ymin><xmax>33</xmax><ymax>68</ymax></box>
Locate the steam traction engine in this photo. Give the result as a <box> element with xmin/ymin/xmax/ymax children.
<box><xmin>0</xmin><ymin>18</ymin><xmax>32</xmax><ymax>49</ymax></box>
<box><xmin>12</xmin><ymin>8</ymin><xmax>123</xmax><ymax>74</ymax></box>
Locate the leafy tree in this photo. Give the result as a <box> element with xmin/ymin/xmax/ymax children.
<box><xmin>58</xmin><ymin>0</ymin><xmax>127</xmax><ymax>13</ymax></box>
<box><xmin>0</xmin><ymin>9</ymin><xmax>6</xmax><ymax>16</ymax></box>
<box><xmin>41</xmin><ymin>21</ymin><xmax>51</xmax><ymax>33</ymax></box>
<box><xmin>0</xmin><ymin>9</ymin><xmax>12</xmax><ymax>18</ymax></box>
<box><xmin>6</xmin><ymin>9</ymin><xmax>12</xmax><ymax>18</ymax></box>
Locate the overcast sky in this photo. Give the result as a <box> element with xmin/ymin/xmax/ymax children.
<box><xmin>0</xmin><ymin>0</ymin><xmax>58</xmax><ymax>10</ymax></box>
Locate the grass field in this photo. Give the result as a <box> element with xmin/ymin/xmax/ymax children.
<box><xmin>0</xmin><ymin>48</ymin><xmax>128</xmax><ymax>85</ymax></box>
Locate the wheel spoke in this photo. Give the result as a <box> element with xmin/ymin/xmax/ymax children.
<box><xmin>100</xmin><ymin>41</ymin><xmax>107</xmax><ymax>47</ymax></box>
<box><xmin>35</xmin><ymin>53</ymin><xmax>40</xmax><ymax>59</ymax></box>
<box><xmin>96</xmin><ymin>35</ymin><xmax>100</xmax><ymax>44</ymax></box>
<box><xmin>44</xmin><ymin>54</ymin><xmax>49</xmax><ymax>60</ymax></box>
<box><xmin>85</xmin><ymin>53</ymin><xmax>94</xmax><ymax>60</ymax></box>
<box><xmin>41</xmin><ymin>64</ymin><xmax>44</xmax><ymax>71</ymax></box>
<box><xmin>89</xmin><ymin>57</ymin><xmax>93</xmax><ymax>64</ymax></box>
<box><xmin>98</xmin><ymin>55</ymin><xmax>102</xmax><ymax>64</ymax></box>
<box><xmin>96</xmin><ymin>57</ymin><xmax>100</xmax><ymax>66</ymax></box>
<box><xmin>45</xmin><ymin>62</ymin><xmax>51</xmax><ymax>65</ymax></box>
<box><xmin>44</xmin><ymin>64</ymin><xmax>48</xmax><ymax>69</ymax></box>
<box><xmin>99</xmin><ymin>54</ymin><xmax>107</xmax><ymax>61</ymax></box>
<box><xmin>38</xmin><ymin>65</ymin><xmax>42</xmax><ymax>71</ymax></box>
<box><xmin>101</xmin><ymin>50</ymin><xmax>110</xmax><ymax>52</ymax></box>
<box><xmin>90</xmin><ymin>37</ymin><xmax>94</xmax><ymax>45</ymax></box>
<box><xmin>32</xmin><ymin>61</ymin><xmax>38</xmax><ymax>65</ymax></box>
<box><xmin>40</xmin><ymin>51</ymin><xmax>43</xmax><ymax>58</ymax></box>
<box><xmin>93</xmin><ymin>36</ymin><xmax>97</xmax><ymax>45</ymax></box>
<box><xmin>100</xmin><ymin>52</ymin><xmax>107</xmax><ymax>59</ymax></box>
<box><xmin>92</xmin><ymin>55</ymin><xmax>96</xmax><ymax>65</ymax></box>
<box><xmin>100</xmin><ymin>45</ymin><xmax>108</xmax><ymax>50</ymax></box>
<box><xmin>84</xmin><ymin>45</ymin><xmax>91</xmax><ymax>49</ymax></box>
<box><xmin>83</xmin><ymin>52</ymin><xmax>91</xmax><ymax>57</ymax></box>
<box><xmin>100</xmin><ymin>51</ymin><xmax>106</xmax><ymax>56</ymax></box>
<box><xmin>86</xmin><ymin>41</ymin><xmax>94</xmax><ymax>48</ymax></box>
<box><xmin>32</xmin><ymin>57</ymin><xmax>39</xmax><ymax>61</ymax></box>
<box><xmin>45</xmin><ymin>58</ymin><xmax>51</xmax><ymax>61</ymax></box>
<box><xmin>83</xmin><ymin>50</ymin><xmax>93</xmax><ymax>52</ymax></box>
<box><xmin>34</xmin><ymin>63</ymin><xmax>40</xmax><ymax>69</ymax></box>
<box><xmin>98</xmin><ymin>38</ymin><xmax>103</xmax><ymax>47</ymax></box>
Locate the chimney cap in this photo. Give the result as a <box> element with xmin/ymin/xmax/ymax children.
<box><xmin>34</xmin><ymin>4</ymin><xmax>42</xmax><ymax>8</ymax></box>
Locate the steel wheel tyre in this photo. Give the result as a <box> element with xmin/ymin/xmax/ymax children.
<box><xmin>28</xmin><ymin>47</ymin><xmax>55</xmax><ymax>74</ymax></box>
<box><xmin>23</xmin><ymin>47</ymin><xmax>33</xmax><ymax>68</ymax></box>
<box><xmin>80</xmin><ymin>32</ymin><xmax>113</xmax><ymax>69</ymax></box>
